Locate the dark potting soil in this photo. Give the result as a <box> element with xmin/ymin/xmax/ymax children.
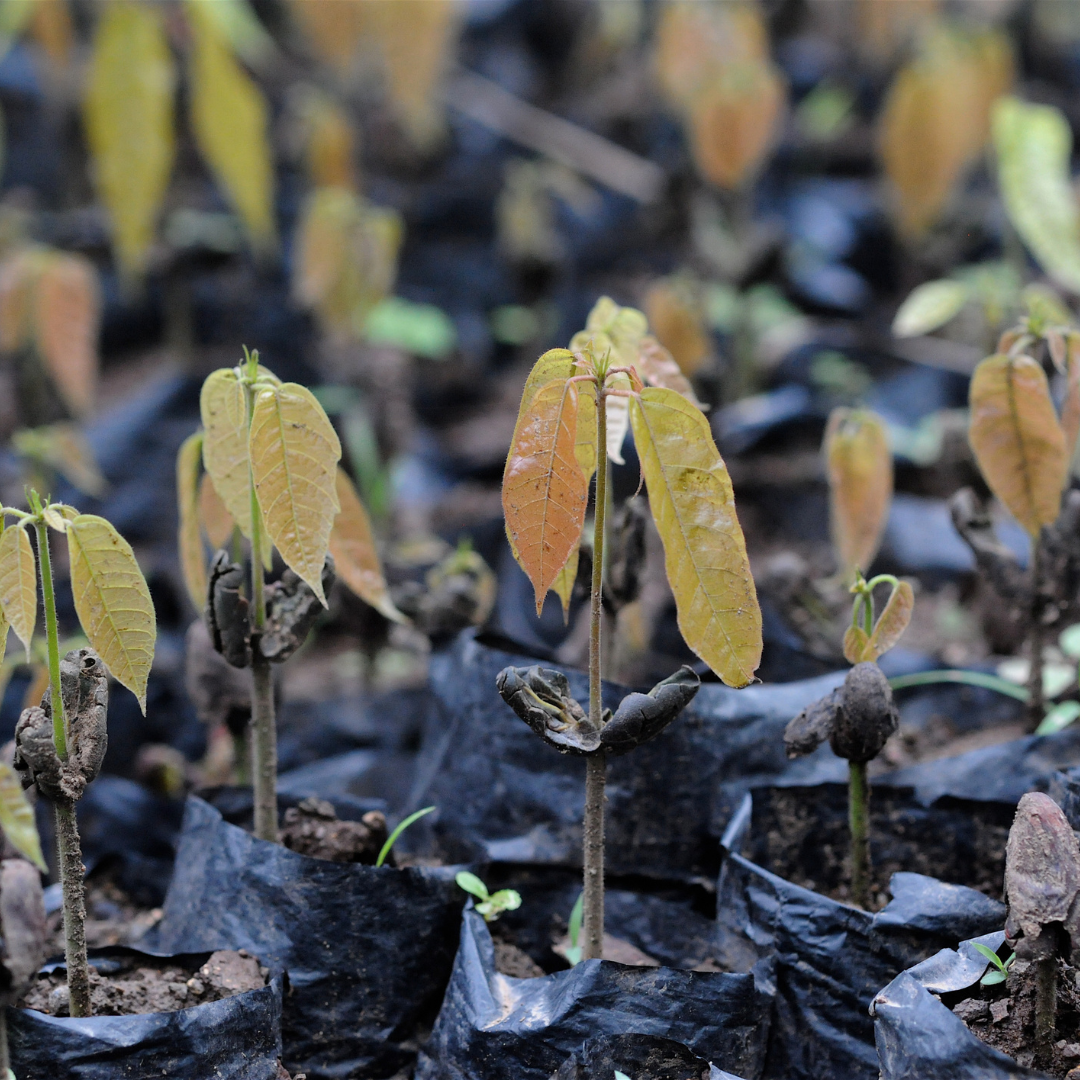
<box><xmin>20</xmin><ymin>949</ymin><xmax>267</xmax><ymax>1017</ymax></box>
<box><xmin>953</xmin><ymin>957</ymin><xmax>1080</xmax><ymax>1077</ymax></box>
<box><xmin>47</xmin><ymin>872</ymin><xmax>163</xmax><ymax>953</ymax></box>
<box><xmin>278</xmin><ymin>796</ymin><xmax>388</xmax><ymax>864</ymax></box>
<box><xmin>749</xmin><ymin>784</ymin><xmax>1011</xmax><ymax>909</ymax></box>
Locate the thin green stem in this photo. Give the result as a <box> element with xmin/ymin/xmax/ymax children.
<box><xmin>848</xmin><ymin>760</ymin><xmax>870</xmax><ymax>910</ymax></box>
<box><xmin>583</xmin><ymin>390</ymin><xmax>608</xmax><ymax>962</ymax></box>
<box><xmin>34</xmin><ymin>519</ymin><xmax>66</xmax><ymax>758</ymax></box>
<box><xmin>887</xmin><ymin>669</ymin><xmax>1030</xmax><ymax>702</ymax></box>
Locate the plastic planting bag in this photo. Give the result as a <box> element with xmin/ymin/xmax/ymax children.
<box><xmin>143</xmin><ymin>796</ymin><xmax>464</xmax><ymax>1079</ymax></box>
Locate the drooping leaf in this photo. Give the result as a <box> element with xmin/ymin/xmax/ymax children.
<box><xmin>824</xmin><ymin>409</ymin><xmax>893</xmax><ymax>576</ymax></box>
<box><xmin>200</xmin><ymin>368</ymin><xmax>256</xmax><ymax>539</ymax></box>
<box><xmin>67</xmin><ymin>513</ymin><xmax>156</xmax><ymax>713</ymax></box>
<box><xmin>993</xmin><ymin>96</ymin><xmax>1080</xmax><ymax>294</ymax></box>
<box><xmin>198</xmin><ymin>472</ymin><xmax>235</xmax><ymax>550</ymax></box>
<box><xmin>34</xmin><ymin>251</ymin><xmax>100</xmax><ymax>416</ymax></box>
<box><xmin>287</xmin><ymin>0</ymin><xmax>367</xmax><ymax>71</ymax></box>
<box><xmin>176</xmin><ymin>430</ymin><xmax>207</xmax><ymax>611</ymax></box>
<box><xmin>503</xmin><ymin>377</ymin><xmax>589</xmax><ymax>614</ymax></box>
<box><xmin>249</xmin><ymin>382</ymin><xmax>342</xmax><ymax>604</ymax></box>
<box><xmin>84</xmin><ymin>1</ymin><xmax>176</xmax><ymax>285</ymax></box>
<box><xmin>630</xmin><ymin>387</ymin><xmax>761</xmax><ymax>687</ymax></box>
<box><xmin>328</xmin><ymin>466</ymin><xmax>405</xmax><ymax>623</ymax></box>
<box><xmin>0</xmin><ymin>760</ymin><xmax>44</xmax><ymax>871</ymax></box>
<box><xmin>969</xmin><ymin>353</ymin><xmax>1066</xmax><ymax>536</ymax></box>
<box><xmin>866</xmin><ymin>580</ymin><xmax>915</xmax><ymax>659</ymax></box>
<box><xmin>892</xmin><ymin>279</ymin><xmax>970</xmax><ymax>338</ymax></box>
<box><xmin>186</xmin><ymin>1</ymin><xmax>276</xmax><ymax>253</ymax></box>
<box><xmin>0</xmin><ymin>524</ymin><xmax>34</xmax><ymax>660</ymax></box>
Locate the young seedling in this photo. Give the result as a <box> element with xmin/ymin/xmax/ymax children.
<box><xmin>498</xmin><ymin>297</ymin><xmax>761</xmax><ymax>960</ymax></box>
<box><xmin>0</xmin><ymin>492</ymin><xmax>155</xmax><ymax>1018</ymax></box>
<box><xmin>972</xmin><ymin>942</ymin><xmax>1015</xmax><ymax>987</ymax></box>
<box><xmin>178</xmin><ymin>348</ymin><xmax>401</xmax><ymax>843</ymax></box>
<box><xmin>1002</xmin><ymin>792</ymin><xmax>1080</xmax><ymax>1070</ymax></box>
<box><xmin>454</xmin><ymin>872</ymin><xmax>522</xmax><ymax>923</ymax></box>
<box><xmin>564</xmin><ymin>892</ymin><xmax>584</xmax><ymax>967</ymax></box>
<box><xmin>376</xmin><ymin>805</ymin><xmax>435</xmax><ymax>868</ymax></box>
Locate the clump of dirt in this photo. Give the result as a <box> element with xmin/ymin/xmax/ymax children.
<box><xmin>954</xmin><ymin>957</ymin><xmax>1080</xmax><ymax>1076</ymax></box>
<box><xmin>20</xmin><ymin>949</ymin><xmax>267</xmax><ymax>1017</ymax></box>
<box><xmin>493</xmin><ymin>938</ymin><xmax>545</xmax><ymax>978</ymax></box>
<box><xmin>279</xmin><ymin>797</ymin><xmax>388</xmax><ymax>864</ymax></box>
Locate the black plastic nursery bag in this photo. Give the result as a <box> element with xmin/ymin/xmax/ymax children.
<box><xmin>550</xmin><ymin>1033</ymin><xmax>748</xmax><ymax>1080</ymax></box>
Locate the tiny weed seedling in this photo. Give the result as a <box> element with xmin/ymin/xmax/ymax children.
<box><xmin>0</xmin><ymin>491</ymin><xmax>155</xmax><ymax>1018</ymax></box>
<box><xmin>376</xmin><ymin>806</ymin><xmax>435</xmax><ymax>868</ymax></box>
<box><xmin>564</xmin><ymin>892</ymin><xmax>584</xmax><ymax>966</ymax></box>
<box><xmin>454</xmin><ymin>872</ymin><xmax>522</xmax><ymax>923</ymax></box>
<box><xmin>973</xmin><ymin>942</ymin><xmax>1015</xmax><ymax>987</ymax></box>
<box><xmin>497</xmin><ymin>298</ymin><xmax>762</xmax><ymax>959</ymax></box>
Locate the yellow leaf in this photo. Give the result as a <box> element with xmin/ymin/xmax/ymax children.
<box><xmin>176</xmin><ymin>430</ymin><xmax>207</xmax><ymax>612</ymax></box>
<box><xmin>84</xmin><ymin>1</ymin><xmax>176</xmax><ymax>285</ymax></box>
<box><xmin>551</xmin><ymin>539</ymin><xmax>580</xmax><ymax>622</ymax></box>
<box><xmin>34</xmin><ymin>252</ymin><xmax>100</xmax><ymax>416</ymax></box>
<box><xmin>329</xmin><ymin>467</ymin><xmax>405</xmax><ymax>623</ymax></box>
<box><xmin>824</xmin><ymin>408</ymin><xmax>893</xmax><ymax>577</ymax></box>
<box><xmin>299</xmin><ymin>88</ymin><xmax>357</xmax><ymax>190</ymax></box>
<box><xmin>288</xmin><ymin>0</ymin><xmax>367</xmax><ymax>71</ymax></box>
<box><xmin>843</xmin><ymin>623</ymin><xmax>871</xmax><ymax>666</ymax></box>
<box><xmin>249</xmin><ymin>382</ymin><xmax>341</xmax><ymax>604</ymax></box>
<box><xmin>630</xmin><ymin>387</ymin><xmax>761</xmax><ymax>687</ymax></box>
<box><xmin>186</xmin><ymin>0</ymin><xmax>276</xmax><ymax>253</ymax></box>
<box><xmin>865</xmin><ymin>580</ymin><xmax>915</xmax><ymax>660</ymax></box>
<box><xmin>503</xmin><ymin>377</ymin><xmax>589</xmax><ymax>615</ymax></box>
<box><xmin>198</xmin><ymin>472</ymin><xmax>234</xmax><ymax>550</ymax></box>
<box><xmin>969</xmin><ymin>353</ymin><xmax>1066</xmax><ymax>536</ymax></box>
<box><xmin>41</xmin><ymin>503</ymin><xmax>78</xmax><ymax>533</ymax></box>
<box><xmin>0</xmin><ymin>524</ymin><xmax>34</xmax><ymax>660</ymax></box>
<box><xmin>0</xmin><ymin>760</ymin><xmax>45</xmax><ymax>871</ymax></box>
<box><xmin>1062</xmin><ymin>332</ymin><xmax>1080</xmax><ymax>472</ymax></box>
<box><xmin>643</xmin><ymin>282</ymin><xmax>711</xmax><ymax>377</ymax></box>
<box><xmin>67</xmin><ymin>514</ymin><xmax>156</xmax><ymax>713</ymax></box>
<box><xmin>200</xmin><ymin>368</ymin><xmax>255</xmax><ymax>537</ymax></box>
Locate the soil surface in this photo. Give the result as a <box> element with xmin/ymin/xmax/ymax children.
<box><xmin>279</xmin><ymin>797</ymin><xmax>389</xmax><ymax>864</ymax></box>
<box><xmin>20</xmin><ymin>949</ymin><xmax>268</xmax><ymax>1017</ymax></box>
<box><xmin>954</xmin><ymin>957</ymin><xmax>1080</xmax><ymax>1077</ymax></box>
<box><xmin>47</xmin><ymin>875</ymin><xmax>162</xmax><ymax>954</ymax></box>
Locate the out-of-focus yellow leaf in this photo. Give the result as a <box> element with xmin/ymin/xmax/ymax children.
<box><xmin>503</xmin><ymin>377</ymin><xmax>588</xmax><ymax>614</ymax></box>
<box><xmin>186</xmin><ymin>1</ymin><xmax>276</xmax><ymax>253</ymax></box>
<box><xmin>824</xmin><ymin>409</ymin><xmax>893</xmax><ymax>577</ymax></box>
<box><xmin>969</xmin><ymin>353</ymin><xmax>1067</xmax><ymax>536</ymax></box>
<box><xmin>176</xmin><ymin>430</ymin><xmax>206</xmax><ymax>612</ymax></box>
<box><xmin>0</xmin><ymin>523</ymin><xmax>34</xmax><ymax>660</ymax></box>
<box><xmin>643</xmin><ymin>281</ymin><xmax>711</xmax><ymax>377</ymax></box>
<box><xmin>0</xmin><ymin>760</ymin><xmax>44</xmax><ymax>870</ymax></box>
<box><xmin>366</xmin><ymin>0</ymin><xmax>459</xmax><ymax>149</ymax></box>
<box><xmin>12</xmin><ymin>423</ymin><xmax>105</xmax><ymax>497</ymax></box>
<box><xmin>0</xmin><ymin>246</ymin><xmax>39</xmax><ymax>354</ymax></box>
<box><xmin>29</xmin><ymin>0</ymin><xmax>73</xmax><ymax>73</ymax></box>
<box><xmin>630</xmin><ymin>387</ymin><xmax>760</xmax><ymax>687</ymax></box>
<box><xmin>200</xmin><ymin>368</ymin><xmax>256</xmax><ymax>538</ymax></box>
<box><xmin>67</xmin><ymin>513</ymin><xmax>156</xmax><ymax>713</ymax></box>
<box><xmin>288</xmin><ymin>0</ymin><xmax>367</xmax><ymax>71</ymax></box>
<box><xmin>892</xmin><ymin>279</ymin><xmax>970</xmax><ymax>338</ymax></box>
<box><xmin>994</xmin><ymin>96</ymin><xmax>1080</xmax><ymax>294</ymax></box>
<box><xmin>194</xmin><ymin>0</ymin><xmax>277</xmax><ymax>70</ymax></box>
<box><xmin>34</xmin><ymin>251</ymin><xmax>99</xmax><ymax>416</ymax></box>
<box><xmin>198</xmin><ymin>472</ymin><xmax>234</xmax><ymax>550</ymax></box>
<box><xmin>249</xmin><ymin>382</ymin><xmax>341</xmax><ymax>604</ymax></box>
<box><xmin>329</xmin><ymin>466</ymin><xmax>405</xmax><ymax>622</ymax></box>
<box><xmin>298</xmin><ymin>87</ymin><xmax>357</xmax><ymax>190</ymax></box>
<box><xmin>293</xmin><ymin>187</ymin><xmax>402</xmax><ymax>340</ymax></box>
<box><xmin>84</xmin><ymin>1</ymin><xmax>175</xmax><ymax>286</ymax></box>
<box><xmin>636</xmin><ymin>335</ymin><xmax>705</xmax><ymax>409</ymax></box>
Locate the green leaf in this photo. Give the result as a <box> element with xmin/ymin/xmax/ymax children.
<box><xmin>1036</xmin><ymin>700</ymin><xmax>1080</xmax><ymax>736</ymax></box>
<box><xmin>0</xmin><ymin>759</ymin><xmax>45</xmax><ymax>871</ymax></box>
<box><xmin>993</xmin><ymin>96</ymin><xmax>1080</xmax><ymax>294</ymax></box>
<box><xmin>66</xmin><ymin>514</ymin><xmax>157</xmax><ymax>713</ymax></box>
<box><xmin>972</xmin><ymin>941</ymin><xmax>1006</xmax><ymax>972</ymax></box>
<box><xmin>249</xmin><ymin>382</ymin><xmax>342</xmax><ymax>605</ymax></box>
<box><xmin>363</xmin><ymin>297</ymin><xmax>457</xmax><ymax>359</ymax></box>
<box><xmin>629</xmin><ymin>387</ymin><xmax>761</xmax><ymax>687</ymax></box>
<box><xmin>892</xmin><ymin>280</ymin><xmax>969</xmax><ymax>338</ymax></box>
<box><xmin>565</xmin><ymin>891</ymin><xmax>584</xmax><ymax>966</ymax></box>
<box><xmin>375</xmin><ymin>805</ymin><xmax>435</xmax><ymax>867</ymax></box>
<box><xmin>455</xmin><ymin>871</ymin><xmax>489</xmax><ymax>901</ymax></box>
<box><xmin>1060</xmin><ymin>623</ymin><xmax>1080</xmax><ymax>659</ymax></box>
<box><xmin>0</xmin><ymin>522</ymin><xmax>35</xmax><ymax>660</ymax></box>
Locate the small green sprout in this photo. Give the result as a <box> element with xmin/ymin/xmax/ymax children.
<box><xmin>375</xmin><ymin>805</ymin><xmax>435</xmax><ymax>868</ymax></box>
<box><xmin>455</xmin><ymin>872</ymin><xmax>522</xmax><ymax>922</ymax></box>
<box><xmin>564</xmin><ymin>892</ymin><xmax>584</xmax><ymax>966</ymax></box>
<box><xmin>614</xmin><ymin>1072</ymin><xmax>631</xmax><ymax>1080</ymax></box>
<box><xmin>973</xmin><ymin>942</ymin><xmax>1015</xmax><ymax>987</ymax></box>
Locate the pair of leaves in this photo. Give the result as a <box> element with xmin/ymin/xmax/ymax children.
<box><xmin>0</xmin><ymin>246</ymin><xmax>100</xmax><ymax>416</ymax></box>
<box><xmin>843</xmin><ymin>581</ymin><xmax>915</xmax><ymax>664</ymax></box>
<box><xmin>824</xmin><ymin>409</ymin><xmax>893</xmax><ymax>577</ymax></box>
<box><xmin>968</xmin><ymin>353</ymin><xmax>1066</xmax><ymax>537</ymax></box>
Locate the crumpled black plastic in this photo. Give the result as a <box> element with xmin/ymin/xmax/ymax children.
<box><xmin>141</xmin><ymin>796</ymin><xmax>464</xmax><ymax>1080</ymax></box>
<box><xmin>8</xmin><ymin>947</ymin><xmax>284</xmax><ymax>1080</ymax></box>
<box><xmin>715</xmin><ymin>792</ymin><xmax>1008</xmax><ymax>1080</ymax></box>
<box><xmin>871</xmin><ymin>933</ymin><xmax>1044</xmax><ymax>1079</ymax></box>
<box><xmin>415</xmin><ymin>909</ymin><xmax>775</xmax><ymax>1080</ymax></box>
<box><xmin>550</xmin><ymin>1033</ymin><xmax>747</xmax><ymax>1080</ymax></box>
<box><xmin>407</xmin><ymin>630</ymin><xmax>845</xmax><ymax>879</ymax></box>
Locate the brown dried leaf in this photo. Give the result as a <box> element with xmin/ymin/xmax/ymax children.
<box><xmin>502</xmin><ymin>377</ymin><xmax>589</xmax><ymax>615</ymax></box>
<box><xmin>969</xmin><ymin>353</ymin><xmax>1066</xmax><ymax>536</ymax></box>
<box><xmin>825</xmin><ymin>408</ymin><xmax>893</xmax><ymax>577</ymax></box>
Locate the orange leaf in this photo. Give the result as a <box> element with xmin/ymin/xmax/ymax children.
<box><xmin>825</xmin><ymin>408</ymin><xmax>893</xmax><ymax>577</ymax></box>
<box><xmin>198</xmin><ymin>472</ymin><xmax>235</xmax><ymax>551</ymax></box>
<box><xmin>288</xmin><ymin>0</ymin><xmax>367</xmax><ymax>71</ymax></box>
<box><xmin>34</xmin><ymin>252</ymin><xmax>100</xmax><ymax>416</ymax></box>
<box><xmin>866</xmin><ymin>580</ymin><xmax>915</xmax><ymax>660</ymax></box>
<box><xmin>969</xmin><ymin>353</ymin><xmax>1066</xmax><ymax>536</ymax></box>
<box><xmin>502</xmin><ymin>377</ymin><xmax>589</xmax><ymax>615</ymax></box>
<box><xmin>328</xmin><ymin>467</ymin><xmax>405</xmax><ymax>623</ymax></box>
<box><xmin>643</xmin><ymin>282</ymin><xmax>711</xmax><ymax>377</ymax></box>
<box><xmin>636</xmin><ymin>335</ymin><xmax>705</xmax><ymax>409</ymax></box>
